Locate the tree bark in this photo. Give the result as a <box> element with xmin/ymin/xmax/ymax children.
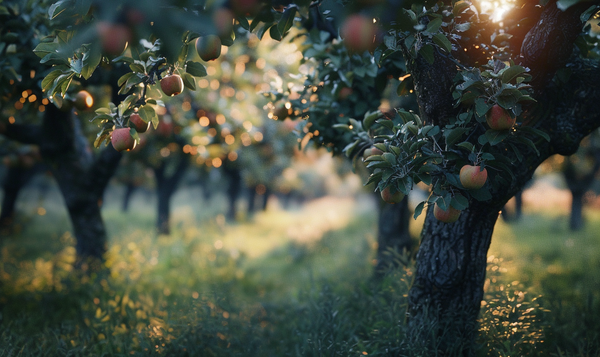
<box><xmin>374</xmin><ymin>195</ymin><xmax>412</xmax><ymax>277</ymax></box>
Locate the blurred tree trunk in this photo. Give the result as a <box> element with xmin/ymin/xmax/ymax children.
<box><xmin>563</xmin><ymin>153</ymin><xmax>600</xmax><ymax>231</ymax></box>
<box><xmin>121</xmin><ymin>182</ymin><xmax>137</xmax><ymax>212</ymax></box>
<box><xmin>223</xmin><ymin>162</ymin><xmax>242</xmax><ymax>220</ymax></box>
<box><xmin>153</xmin><ymin>136</ymin><xmax>189</xmax><ymax>235</ymax></box>
<box><xmin>0</xmin><ymin>163</ymin><xmax>45</xmax><ymax>233</ymax></box>
<box><xmin>374</xmin><ymin>194</ymin><xmax>412</xmax><ymax>277</ymax></box>
<box><xmin>563</xmin><ymin>131</ymin><xmax>600</xmax><ymax>231</ymax></box>
<box><xmin>501</xmin><ymin>190</ymin><xmax>523</xmax><ymax>222</ymax></box>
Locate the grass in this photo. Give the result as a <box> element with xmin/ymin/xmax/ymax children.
<box><xmin>0</xmin><ymin>182</ymin><xmax>600</xmax><ymax>356</ymax></box>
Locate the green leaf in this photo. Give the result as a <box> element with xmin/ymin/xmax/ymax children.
<box><xmin>453</xmin><ymin>1</ymin><xmax>471</xmax><ymax>17</ymax></box>
<box><xmin>469</xmin><ymin>187</ymin><xmax>492</xmax><ymax>201</ymax></box>
<box><xmin>269</xmin><ymin>25</ymin><xmax>282</xmax><ymax>41</ymax></box>
<box><xmin>444</xmin><ymin>127</ymin><xmax>469</xmax><ymax>146</ymax></box>
<box><xmin>457</xmin><ymin>141</ymin><xmax>474</xmax><ymax>152</ymax></box>
<box><xmin>41</xmin><ymin>70</ymin><xmax>63</xmax><ymax>92</ymax></box>
<box><xmin>81</xmin><ymin>43</ymin><xmax>102</xmax><ymax>80</ymax></box>
<box><xmin>581</xmin><ymin>5</ymin><xmax>600</xmax><ymax>22</ymax></box>
<box><xmin>451</xmin><ymin>194</ymin><xmax>469</xmax><ymax>210</ymax></box>
<box><xmin>33</xmin><ymin>41</ymin><xmax>59</xmax><ymax>59</ymax></box>
<box><xmin>186</xmin><ymin>61</ymin><xmax>207</xmax><ymax>78</ymax></box>
<box><xmin>365</xmin><ymin>171</ymin><xmax>383</xmax><ymax>187</ymax></box>
<box><xmin>432</xmin><ymin>33</ymin><xmax>452</xmax><ymax>53</ymax></box>
<box><xmin>382</xmin><ymin>152</ymin><xmax>396</xmax><ymax>165</ymax></box>
<box><xmin>129</xmin><ymin>63</ymin><xmax>145</xmax><ymax>73</ymax></box>
<box><xmin>484</xmin><ymin>129</ymin><xmax>509</xmax><ymax>146</ymax></box>
<box><xmin>237</xmin><ymin>16</ymin><xmax>250</xmax><ymax>30</ymax></box>
<box><xmin>475</xmin><ymin>98</ymin><xmax>491</xmax><ymax>117</ymax></box>
<box><xmin>138</xmin><ymin>105</ymin><xmax>157</xmax><ymax>126</ymax></box>
<box><xmin>425</xmin><ymin>17</ymin><xmax>443</xmax><ymax>33</ymax></box>
<box><xmin>501</xmin><ymin>65</ymin><xmax>527</xmax><ymax>84</ymax></box>
<box><xmin>94</xmin><ymin>128</ymin><xmax>112</xmax><ymax>149</ymax></box>
<box><xmin>118</xmin><ymin>72</ymin><xmax>136</xmax><ymax>87</ymax></box>
<box><xmin>277</xmin><ymin>6</ymin><xmax>297</xmax><ymax>38</ymax></box>
<box><xmin>48</xmin><ymin>0</ymin><xmax>69</xmax><ymax>19</ymax></box>
<box><xmin>413</xmin><ymin>201</ymin><xmax>426</xmax><ymax>219</ymax></box>
<box><xmin>516</xmin><ymin>136</ymin><xmax>540</xmax><ymax>156</ymax></box>
<box><xmin>396</xmin><ymin>75</ymin><xmax>413</xmax><ymax>96</ymax></box>
<box><xmin>182</xmin><ymin>72</ymin><xmax>196</xmax><ymax>90</ymax></box>
<box><xmin>419</xmin><ymin>44</ymin><xmax>434</xmax><ymax>64</ymax></box>
<box><xmin>40</xmin><ymin>52</ymin><xmax>68</xmax><ymax>66</ymax></box>
<box><xmin>177</xmin><ymin>43</ymin><xmax>190</xmax><ymax>65</ymax></box>
<box><xmin>518</xmin><ymin>126</ymin><xmax>550</xmax><ymax>142</ymax></box>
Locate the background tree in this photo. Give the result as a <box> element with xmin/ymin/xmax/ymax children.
<box><xmin>562</xmin><ymin>131</ymin><xmax>600</xmax><ymax>231</ymax></box>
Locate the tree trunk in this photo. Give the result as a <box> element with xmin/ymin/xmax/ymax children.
<box><xmin>246</xmin><ymin>186</ymin><xmax>256</xmax><ymax>217</ymax></box>
<box><xmin>569</xmin><ymin>191</ymin><xmax>585</xmax><ymax>231</ymax></box>
<box><xmin>374</xmin><ymin>194</ymin><xmax>412</xmax><ymax>277</ymax></box>
<box><xmin>152</xmin><ymin>140</ymin><xmax>189</xmax><ymax>235</ymax></box>
<box><xmin>66</xmin><ymin>196</ymin><xmax>108</xmax><ymax>269</ymax></box>
<box><xmin>223</xmin><ymin>164</ymin><xmax>242</xmax><ymax>220</ymax></box>
<box><xmin>0</xmin><ymin>163</ymin><xmax>44</xmax><ymax>233</ymax></box>
<box><xmin>407</xmin><ymin>201</ymin><xmax>500</xmax><ymax>355</ymax></box>
<box><xmin>156</xmin><ymin>181</ymin><xmax>172</xmax><ymax>235</ymax></box>
<box><xmin>39</xmin><ymin>105</ymin><xmax>122</xmax><ymax>266</ymax></box>
<box><xmin>121</xmin><ymin>182</ymin><xmax>137</xmax><ymax>212</ymax></box>
<box><xmin>261</xmin><ymin>186</ymin><xmax>270</xmax><ymax>211</ymax></box>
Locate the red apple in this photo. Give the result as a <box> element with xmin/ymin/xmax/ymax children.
<box><xmin>433</xmin><ymin>203</ymin><xmax>461</xmax><ymax>223</ymax></box>
<box><xmin>486</xmin><ymin>104</ymin><xmax>516</xmax><ymax>131</ymax></box>
<box><xmin>196</xmin><ymin>35</ymin><xmax>222</xmax><ymax>62</ymax></box>
<box><xmin>340</xmin><ymin>14</ymin><xmax>378</xmax><ymax>53</ymax></box>
<box><xmin>380</xmin><ymin>186</ymin><xmax>405</xmax><ymax>204</ymax></box>
<box><xmin>96</xmin><ymin>22</ymin><xmax>132</xmax><ymax>55</ymax></box>
<box><xmin>338</xmin><ymin>87</ymin><xmax>353</xmax><ymax>100</ymax></box>
<box><xmin>111</xmin><ymin>127</ymin><xmax>136</xmax><ymax>152</ymax></box>
<box><xmin>213</xmin><ymin>8</ymin><xmax>235</xmax><ymax>39</ymax></box>
<box><xmin>459</xmin><ymin>165</ymin><xmax>488</xmax><ymax>190</ymax></box>
<box><xmin>363</xmin><ymin>147</ymin><xmax>383</xmax><ymax>159</ymax></box>
<box><xmin>129</xmin><ymin>113</ymin><xmax>149</xmax><ymax>133</ymax></box>
<box><xmin>74</xmin><ymin>90</ymin><xmax>93</xmax><ymax>111</ymax></box>
<box><xmin>230</xmin><ymin>0</ymin><xmax>260</xmax><ymax>16</ymax></box>
<box><xmin>160</xmin><ymin>74</ymin><xmax>184</xmax><ymax>96</ymax></box>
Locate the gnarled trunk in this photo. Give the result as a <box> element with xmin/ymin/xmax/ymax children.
<box><xmin>407</xmin><ymin>201</ymin><xmax>500</xmax><ymax>355</ymax></box>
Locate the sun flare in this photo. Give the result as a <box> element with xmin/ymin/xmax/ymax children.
<box><xmin>477</xmin><ymin>0</ymin><xmax>515</xmax><ymax>22</ymax></box>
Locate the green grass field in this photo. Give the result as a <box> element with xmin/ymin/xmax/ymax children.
<box><xmin>0</xmin><ymin>183</ymin><xmax>599</xmax><ymax>356</ymax></box>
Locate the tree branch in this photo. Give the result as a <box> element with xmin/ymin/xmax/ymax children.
<box><xmin>546</xmin><ymin>58</ymin><xmax>600</xmax><ymax>155</ymax></box>
<box><xmin>518</xmin><ymin>1</ymin><xmax>591</xmax><ymax>90</ymax></box>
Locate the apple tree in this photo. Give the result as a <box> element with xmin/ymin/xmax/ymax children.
<box><xmin>26</xmin><ymin>0</ymin><xmax>600</xmax><ymax>353</ymax></box>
